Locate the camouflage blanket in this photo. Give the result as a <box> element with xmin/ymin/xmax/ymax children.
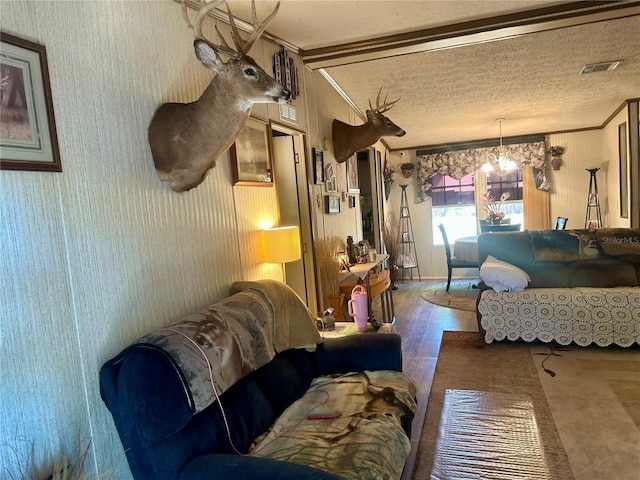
<box><xmin>252</xmin><ymin>370</ymin><xmax>418</xmax><ymax>480</ymax></box>
<box><xmin>131</xmin><ymin>282</ymin><xmax>321</xmax><ymax>413</ymax></box>
<box><xmin>531</xmin><ymin>228</ymin><xmax>640</xmax><ymax>262</ymax></box>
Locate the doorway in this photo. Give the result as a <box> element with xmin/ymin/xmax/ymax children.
<box><xmin>357</xmin><ymin>148</ymin><xmax>385</xmax><ymax>253</ymax></box>
<box><xmin>270</xmin><ymin>123</ymin><xmax>318</xmax><ymax>311</ymax></box>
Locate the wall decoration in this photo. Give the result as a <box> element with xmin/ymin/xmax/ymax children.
<box><xmin>313</xmin><ymin>147</ymin><xmax>324</xmax><ymax>184</ymax></box>
<box><xmin>230</xmin><ymin>117</ymin><xmax>273</xmax><ymax>186</ymax></box>
<box><xmin>273</xmin><ymin>46</ymin><xmax>299</xmax><ymax>100</ymax></box>
<box><xmin>148</xmin><ymin>0</ymin><xmax>287</xmax><ymax>192</ymax></box>
<box><xmin>325</xmin><ymin>162</ymin><xmax>337</xmax><ymax>192</ymax></box>
<box><xmin>346</xmin><ymin>155</ymin><xmax>360</xmax><ymax>193</ymax></box>
<box><xmin>0</xmin><ymin>32</ymin><xmax>61</xmax><ymax>172</ymax></box>
<box><xmin>618</xmin><ymin>122</ymin><xmax>629</xmax><ymax>218</ymax></box>
<box><xmin>326</xmin><ymin>195</ymin><xmax>340</xmax><ymax>214</ymax></box>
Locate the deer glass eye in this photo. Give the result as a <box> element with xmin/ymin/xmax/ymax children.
<box><xmin>244</xmin><ymin>68</ymin><xmax>257</xmax><ymax>77</ymax></box>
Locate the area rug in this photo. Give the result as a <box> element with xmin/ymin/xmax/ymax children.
<box><xmin>413</xmin><ymin>331</ymin><xmax>574</xmax><ymax>480</ymax></box>
<box><xmin>420</xmin><ymin>280</ymin><xmax>478</xmax><ymax>312</ymax></box>
<box><xmin>531</xmin><ymin>343</ymin><xmax>640</xmax><ymax>479</ymax></box>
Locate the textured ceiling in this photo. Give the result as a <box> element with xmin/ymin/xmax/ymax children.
<box><xmin>222</xmin><ymin>0</ymin><xmax>640</xmax><ymax>150</ymax></box>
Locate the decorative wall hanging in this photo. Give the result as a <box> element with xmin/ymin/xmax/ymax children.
<box><xmin>415</xmin><ymin>140</ymin><xmax>548</xmax><ymax>202</ymax></box>
<box><xmin>313</xmin><ymin>147</ymin><xmax>324</xmax><ymax>184</ymax></box>
<box><xmin>346</xmin><ymin>155</ymin><xmax>360</xmax><ymax>193</ymax></box>
<box><xmin>148</xmin><ymin>0</ymin><xmax>290</xmax><ymax>192</ymax></box>
<box><xmin>326</xmin><ymin>195</ymin><xmax>340</xmax><ymax>214</ymax></box>
<box><xmin>332</xmin><ymin>87</ymin><xmax>405</xmax><ymax>163</ymax></box>
<box><xmin>0</xmin><ymin>32</ymin><xmax>61</xmax><ymax>172</ymax></box>
<box><xmin>230</xmin><ymin>117</ymin><xmax>273</xmax><ymax>186</ymax></box>
<box><xmin>400</xmin><ymin>163</ymin><xmax>414</xmax><ymax>178</ymax></box>
<box><xmin>273</xmin><ymin>46</ymin><xmax>299</xmax><ymax>100</ymax></box>
<box><xmin>325</xmin><ymin>162</ymin><xmax>337</xmax><ymax>192</ymax></box>
<box><xmin>549</xmin><ymin>145</ymin><xmax>564</xmax><ymax>170</ymax></box>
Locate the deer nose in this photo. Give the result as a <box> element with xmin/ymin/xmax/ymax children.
<box><xmin>282</xmin><ymin>89</ymin><xmax>291</xmax><ymax>101</ymax></box>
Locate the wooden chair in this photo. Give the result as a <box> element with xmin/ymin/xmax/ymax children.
<box><xmin>438</xmin><ymin>224</ymin><xmax>479</xmax><ymax>292</ymax></box>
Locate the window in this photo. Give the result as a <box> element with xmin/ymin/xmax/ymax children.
<box><xmin>431</xmin><ymin>172</ymin><xmax>477</xmax><ymax>244</ymax></box>
<box><xmin>431</xmin><ymin>169</ymin><xmax>524</xmax><ymax>244</ymax></box>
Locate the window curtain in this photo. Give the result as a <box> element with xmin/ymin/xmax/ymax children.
<box><xmin>416</xmin><ymin>141</ymin><xmax>548</xmax><ymax>202</ymax></box>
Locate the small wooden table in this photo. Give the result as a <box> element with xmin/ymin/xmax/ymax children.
<box><xmin>339</xmin><ymin>254</ymin><xmax>395</xmax><ymax>325</ymax></box>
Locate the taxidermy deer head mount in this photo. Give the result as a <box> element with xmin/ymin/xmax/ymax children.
<box><xmin>331</xmin><ymin>87</ymin><xmax>405</xmax><ymax>163</ymax></box>
<box><xmin>148</xmin><ymin>0</ymin><xmax>290</xmax><ymax>192</ymax></box>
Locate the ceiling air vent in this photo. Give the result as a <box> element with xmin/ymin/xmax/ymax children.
<box><xmin>580</xmin><ymin>60</ymin><xmax>622</xmax><ymax>74</ymax></box>
<box><xmin>280</xmin><ymin>103</ymin><xmax>297</xmax><ymax>124</ymax></box>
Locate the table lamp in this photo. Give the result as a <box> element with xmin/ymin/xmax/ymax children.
<box><xmin>262</xmin><ymin>226</ymin><xmax>302</xmax><ymax>264</ymax></box>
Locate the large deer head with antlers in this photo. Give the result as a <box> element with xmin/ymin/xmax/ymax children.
<box><xmin>149</xmin><ymin>0</ymin><xmax>290</xmax><ymax>192</ymax></box>
<box><xmin>331</xmin><ymin>88</ymin><xmax>405</xmax><ymax>163</ymax></box>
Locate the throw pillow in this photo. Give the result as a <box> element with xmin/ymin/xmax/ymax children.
<box><xmin>480</xmin><ymin>255</ymin><xmax>530</xmax><ymax>292</ymax></box>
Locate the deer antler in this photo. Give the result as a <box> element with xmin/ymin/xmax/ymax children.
<box><xmin>368</xmin><ymin>86</ymin><xmax>400</xmax><ymax>114</ymax></box>
<box><xmin>181</xmin><ymin>0</ymin><xmax>279</xmax><ymax>58</ymax></box>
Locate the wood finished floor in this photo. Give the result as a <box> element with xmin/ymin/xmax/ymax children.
<box><xmin>379</xmin><ymin>280</ymin><xmax>479</xmax><ymax>480</ymax></box>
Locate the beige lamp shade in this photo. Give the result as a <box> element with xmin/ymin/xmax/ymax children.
<box><xmin>262</xmin><ymin>226</ymin><xmax>302</xmax><ymax>263</ymax></box>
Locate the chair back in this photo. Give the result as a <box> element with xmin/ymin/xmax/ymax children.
<box><xmin>555</xmin><ymin>217</ymin><xmax>568</xmax><ymax>230</ymax></box>
<box><xmin>437</xmin><ymin>224</ymin><xmax>453</xmax><ymax>266</ymax></box>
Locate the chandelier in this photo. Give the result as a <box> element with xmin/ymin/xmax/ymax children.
<box><xmin>481</xmin><ymin>118</ymin><xmax>517</xmax><ymax>173</ymax></box>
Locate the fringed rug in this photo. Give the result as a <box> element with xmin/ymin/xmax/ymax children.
<box><xmin>420</xmin><ymin>280</ymin><xmax>478</xmax><ymax>312</ymax></box>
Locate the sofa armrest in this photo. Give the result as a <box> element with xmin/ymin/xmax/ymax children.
<box><xmin>313</xmin><ymin>333</ymin><xmax>402</xmax><ymax>375</ymax></box>
<box><xmin>181</xmin><ymin>454</ymin><xmax>338</xmax><ymax>480</ymax></box>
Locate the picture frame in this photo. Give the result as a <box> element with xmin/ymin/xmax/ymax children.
<box><xmin>346</xmin><ymin>155</ymin><xmax>360</xmax><ymax>193</ymax></box>
<box><xmin>326</xmin><ymin>195</ymin><xmax>340</xmax><ymax>214</ymax></box>
<box><xmin>1</xmin><ymin>32</ymin><xmax>61</xmax><ymax>172</ymax></box>
<box><xmin>325</xmin><ymin>162</ymin><xmax>337</xmax><ymax>192</ymax></box>
<box><xmin>230</xmin><ymin>117</ymin><xmax>273</xmax><ymax>186</ymax></box>
<box><xmin>618</xmin><ymin>122</ymin><xmax>629</xmax><ymax>218</ymax></box>
<box><xmin>313</xmin><ymin>147</ymin><xmax>324</xmax><ymax>184</ymax></box>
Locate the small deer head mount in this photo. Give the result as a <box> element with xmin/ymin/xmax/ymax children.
<box><xmin>332</xmin><ymin>87</ymin><xmax>405</xmax><ymax>163</ymax></box>
<box><xmin>148</xmin><ymin>0</ymin><xmax>290</xmax><ymax>192</ymax></box>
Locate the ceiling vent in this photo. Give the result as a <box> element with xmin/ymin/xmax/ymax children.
<box><xmin>280</xmin><ymin>103</ymin><xmax>297</xmax><ymax>124</ymax></box>
<box><xmin>580</xmin><ymin>61</ymin><xmax>622</xmax><ymax>74</ymax></box>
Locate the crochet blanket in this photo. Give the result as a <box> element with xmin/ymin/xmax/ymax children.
<box><xmin>131</xmin><ymin>281</ymin><xmax>321</xmax><ymax>413</ymax></box>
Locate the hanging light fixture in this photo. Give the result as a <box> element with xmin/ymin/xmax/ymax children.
<box><xmin>481</xmin><ymin>118</ymin><xmax>517</xmax><ymax>173</ymax></box>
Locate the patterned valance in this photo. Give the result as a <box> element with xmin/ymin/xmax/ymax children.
<box><xmin>416</xmin><ymin>141</ymin><xmax>548</xmax><ymax>202</ymax></box>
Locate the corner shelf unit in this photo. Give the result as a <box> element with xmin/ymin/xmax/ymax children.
<box><xmin>584</xmin><ymin>167</ymin><xmax>603</xmax><ymax>228</ymax></box>
<box><xmin>398</xmin><ymin>184</ymin><xmax>421</xmax><ymax>282</ymax></box>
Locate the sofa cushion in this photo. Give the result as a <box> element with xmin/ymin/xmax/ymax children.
<box><xmin>568</xmin><ymin>260</ymin><xmax>639</xmax><ymax>287</ymax></box>
<box><xmin>253</xmin><ymin>348</ymin><xmax>315</xmax><ymax>416</ymax></box>
<box><xmin>480</xmin><ymin>255</ymin><xmax>530</xmax><ymax>292</ymax></box>
<box><xmin>525</xmin><ymin>263</ymin><xmax>570</xmax><ymax>288</ymax></box>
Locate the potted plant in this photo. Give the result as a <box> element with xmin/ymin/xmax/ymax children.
<box><xmin>481</xmin><ymin>192</ymin><xmax>510</xmax><ymax>224</ymax></box>
<box><xmin>382</xmin><ymin>214</ymin><xmax>401</xmax><ymax>289</ymax></box>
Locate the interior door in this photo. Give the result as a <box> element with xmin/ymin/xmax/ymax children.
<box><xmin>271</xmin><ymin>126</ymin><xmax>317</xmax><ymax>310</ymax></box>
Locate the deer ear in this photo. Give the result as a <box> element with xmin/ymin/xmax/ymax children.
<box><xmin>194</xmin><ymin>40</ymin><xmax>224</xmax><ymax>72</ymax></box>
<box><xmin>365</xmin><ymin>110</ymin><xmax>377</xmax><ymax>121</ymax></box>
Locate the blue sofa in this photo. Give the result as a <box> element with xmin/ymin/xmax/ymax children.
<box><xmin>100</xmin><ymin>280</ymin><xmax>416</xmax><ymax>479</ymax></box>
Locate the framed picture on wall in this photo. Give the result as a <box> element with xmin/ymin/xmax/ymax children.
<box><xmin>326</xmin><ymin>195</ymin><xmax>340</xmax><ymax>214</ymax></box>
<box><xmin>0</xmin><ymin>32</ymin><xmax>61</xmax><ymax>172</ymax></box>
<box><xmin>313</xmin><ymin>147</ymin><xmax>324</xmax><ymax>184</ymax></box>
<box><xmin>346</xmin><ymin>155</ymin><xmax>360</xmax><ymax>193</ymax></box>
<box><xmin>230</xmin><ymin>117</ymin><xmax>273</xmax><ymax>186</ymax></box>
<box><xmin>325</xmin><ymin>162</ymin><xmax>337</xmax><ymax>192</ymax></box>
